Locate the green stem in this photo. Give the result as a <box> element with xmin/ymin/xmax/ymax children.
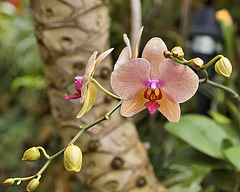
<box><xmin>37</xmin><ymin>146</ymin><xmax>50</xmax><ymax>159</ymax></box>
<box><xmin>172</xmin><ymin>58</ymin><xmax>192</xmax><ymax>66</ymax></box>
<box><xmin>199</xmin><ymin>69</ymin><xmax>240</xmax><ymax>103</ymax></box>
<box><xmin>69</xmin><ymin>100</ymin><xmax>123</xmax><ymax>145</ymax></box>
<box><xmin>202</xmin><ymin>79</ymin><xmax>240</xmax><ymax>102</ymax></box>
<box><xmin>13</xmin><ymin>100</ymin><xmax>123</xmax><ymax>184</ymax></box>
<box><xmin>91</xmin><ymin>77</ymin><xmax>122</xmax><ymax>100</ymax></box>
<box><xmin>201</xmin><ymin>55</ymin><xmax>223</xmax><ymax>70</ymax></box>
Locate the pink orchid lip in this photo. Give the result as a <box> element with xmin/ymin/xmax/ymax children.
<box><xmin>65</xmin><ymin>92</ymin><xmax>81</xmax><ymax>100</ymax></box>
<box><xmin>144</xmin><ymin>101</ymin><xmax>160</xmax><ymax>115</ymax></box>
<box><xmin>75</xmin><ymin>76</ymin><xmax>83</xmax><ymax>93</ymax></box>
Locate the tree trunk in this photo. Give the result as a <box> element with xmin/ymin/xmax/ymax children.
<box><xmin>30</xmin><ymin>0</ymin><xmax>167</xmax><ymax>191</ymax></box>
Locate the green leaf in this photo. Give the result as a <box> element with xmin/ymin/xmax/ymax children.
<box><xmin>165</xmin><ymin>114</ymin><xmax>231</xmax><ymax>159</ymax></box>
<box><xmin>173</xmin><ymin>147</ymin><xmax>227</xmax><ymax>169</ymax></box>
<box><xmin>208</xmin><ymin>110</ymin><xmax>231</xmax><ymax>124</ymax></box>
<box><xmin>165</xmin><ymin>165</ymin><xmax>210</xmax><ymax>192</ymax></box>
<box><xmin>223</xmin><ymin>145</ymin><xmax>240</xmax><ymax>171</ymax></box>
<box><xmin>202</xmin><ymin>169</ymin><xmax>236</xmax><ymax>192</ymax></box>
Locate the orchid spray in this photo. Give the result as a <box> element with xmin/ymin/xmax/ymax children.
<box><xmin>4</xmin><ymin>28</ymin><xmax>239</xmax><ymax>192</ymax></box>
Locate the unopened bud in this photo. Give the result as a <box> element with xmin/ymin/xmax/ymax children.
<box><xmin>192</xmin><ymin>57</ymin><xmax>204</xmax><ymax>70</ymax></box>
<box><xmin>216</xmin><ymin>9</ymin><xmax>233</xmax><ymax>26</ymax></box>
<box><xmin>215</xmin><ymin>57</ymin><xmax>232</xmax><ymax>78</ymax></box>
<box><xmin>64</xmin><ymin>144</ymin><xmax>82</xmax><ymax>172</ymax></box>
<box><xmin>22</xmin><ymin>147</ymin><xmax>40</xmax><ymax>161</ymax></box>
<box><xmin>163</xmin><ymin>50</ymin><xmax>172</xmax><ymax>58</ymax></box>
<box><xmin>3</xmin><ymin>178</ymin><xmax>14</xmax><ymax>186</ymax></box>
<box><xmin>26</xmin><ymin>179</ymin><xmax>39</xmax><ymax>192</ymax></box>
<box><xmin>171</xmin><ymin>46</ymin><xmax>184</xmax><ymax>60</ymax></box>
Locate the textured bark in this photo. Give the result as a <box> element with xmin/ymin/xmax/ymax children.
<box><xmin>30</xmin><ymin>0</ymin><xmax>167</xmax><ymax>191</ymax></box>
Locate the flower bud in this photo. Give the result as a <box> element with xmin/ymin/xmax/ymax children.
<box><xmin>26</xmin><ymin>179</ymin><xmax>39</xmax><ymax>192</ymax></box>
<box><xmin>3</xmin><ymin>178</ymin><xmax>14</xmax><ymax>186</ymax></box>
<box><xmin>215</xmin><ymin>57</ymin><xmax>232</xmax><ymax>78</ymax></box>
<box><xmin>22</xmin><ymin>147</ymin><xmax>40</xmax><ymax>161</ymax></box>
<box><xmin>171</xmin><ymin>46</ymin><xmax>184</xmax><ymax>60</ymax></box>
<box><xmin>191</xmin><ymin>57</ymin><xmax>204</xmax><ymax>70</ymax></box>
<box><xmin>216</xmin><ymin>9</ymin><xmax>233</xmax><ymax>26</ymax></box>
<box><xmin>163</xmin><ymin>50</ymin><xmax>172</xmax><ymax>58</ymax></box>
<box><xmin>64</xmin><ymin>144</ymin><xmax>82</xmax><ymax>172</ymax></box>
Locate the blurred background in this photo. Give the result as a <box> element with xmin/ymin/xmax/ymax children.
<box><xmin>1</xmin><ymin>0</ymin><xmax>240</xmax><ymax>191</ymax></box>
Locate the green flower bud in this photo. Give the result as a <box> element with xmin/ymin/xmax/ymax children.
<box><xmin>191</xmin><ymin>57</ymin><xmax>204</xmax><ymax>70</ymax></box>
<box><xmin>215</xmin><ymin>57</ymin><xmax>232</xmax><ymax>78</ymax></box>
<box><xmin>171</xmin><ymin>46</ymin><xmax>184</xmax><ymax>60</ymax></box>
<box><xmin>22</xmin><ymin>147</ymin><xmax>40</xmax><ymax>162</ymax></box>
<box><xmin>26</xmin><ymin>179</ymin><xmax>39</xmax><ymax>192</ymax></box>
<box><xmin>3</xmin><ymin>178</ymin><xmax>14</xmax><ymax>186</ymax></box>
<box><xmin>163</xmin><ymin>50</ymin><xmax>172</xmax><ymax>58</ymax></box>
<box><xmin>64</xmin><ymin>144</ymin><xmax>82</xmax><ymax>172</ymax></box>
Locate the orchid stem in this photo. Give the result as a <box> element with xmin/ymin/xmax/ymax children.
<box><xmin>199</xmin><ymin>70</ymin><xmax>240</xmax><ymax>103</ymax></box>
<box><xmin>91</xmin><ymin>77</ymin><xmax>122</xmax><ymax>100</ymax></box>
<box><xmin>11</xmin><ymin>100</ymin><xmax>123</xmax><ymax>185</ymax></box>
<box><xmin>172</xmin><ymin>58</ymin><xmax>192</xmax><ymax>66</ymax></box>
<box><xmin>201</xmin><ymin>55</ymin><xmax>223</xmax><ymax>70</ymax></box>
<box><xmin>69</xmin><ymin>99</ymin><xmax>122</xmax><ymax>145</ymax></box>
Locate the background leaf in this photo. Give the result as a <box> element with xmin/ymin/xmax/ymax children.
<box><xmin>223</xmin><ymin>145</ymin><xmax>240</xmax><ymax>171</ymax></box>
<box><xmin>165</xmin><ymin>114</ymin><xmax>232</xmax><ymax>159</ymax></box>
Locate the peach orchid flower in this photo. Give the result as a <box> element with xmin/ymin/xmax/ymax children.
<box><xmin>111</xmin><ymin>38</ymin><xmax>199</xmax><ymax>122</ymax></box>
<box><xmin>65</xmin><ymin>48</ymin><xmax>114</xmax><ymax>118</ymax></box>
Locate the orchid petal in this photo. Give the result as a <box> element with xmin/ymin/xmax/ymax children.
<box><xmin>159</xmin><ymin>59</ymin><xmax>199</xmax><ymax>103</ymax></box>
<box><xmin>158</xmin><ymin>90</ymin><xmax>180</xmax><ymax>122</ymax></box>
<box><xmin>65</xmin><ymin>93</ymin><xmax>81</xmax><ymax>100</ymax></box>
<box><xmin>111</xmin><ymin>58</ymin><xmax>150</xmax><ymax>99</ymax></box>
<box><xmin>142</xmin><ymin>37</ymin><xmax>167</xmax><ymax>79</ymax></box>
<box><xmin>77</xmin><ymin>82</ymin><xmax>97</xmax><ymax>119</ymax></box>
<box><xmin>81</xmin><ymin>51</ymin><xmax>98</xmax><ymax>103</ymax></box>
<box><xmin>114</xmin><ymin>47</ymin><xmax>130</xmax><ymax>70</ymax></box>
<box><xmin>123</xmin><ymin>33</ymin><xmax>132</xmax><ymax>58</ymax></box>
<box><xmin>121</xmin><ymin>90</ymin><xmax>147</xmax><ymax>117</ymax></box>
<box><xmin>132</xmin><ymin>26</ymin><xmax>143</xmax><ymax>59</ymax></box>
<box><xmin>95</xmin><ymin>48</ymin><xmax>114</xmax><ymax>71</ymax></box>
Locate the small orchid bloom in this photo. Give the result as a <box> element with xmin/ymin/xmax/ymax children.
<box><xmin>111</xmin><ymin>38</ymin><xmax>199</xmax><ymax>122</ymax></box>
<box><xmin>65</xmin><ymin>48</ymin><xmax>114</xmax><ymax>118</ymax></box>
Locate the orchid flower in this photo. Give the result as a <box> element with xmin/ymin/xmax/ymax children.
<box><xmin>111</xmin><ymin>37</ymin><xmax>199</xmax><ymax>122</ymax></box>
<box><xmin>65</xmin><ymin>48</ymin><xmax>114</xmax><ymax>118</ymax></box>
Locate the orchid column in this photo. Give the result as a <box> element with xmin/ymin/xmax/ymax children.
<box><xmin>30</xmin><ymin>0</ymin><xmax>166</xmax><ymax>191</ymax></box>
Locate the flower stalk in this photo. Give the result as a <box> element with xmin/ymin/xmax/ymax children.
<box><xmin>4</xmin><ymin>100</ymin><xmax>123</xmax><ymax>188</ymax></box>
<box><xmin>91</xmin><ymin>77</ymin><xmax>122</xmax><ymax>101</ymax></box>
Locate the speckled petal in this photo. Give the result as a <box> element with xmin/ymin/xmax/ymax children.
<box><xmin>121</xmin><ymin>90</ymin><xmax>147</xmax><ymax>117</ymax></box>
<box><xmin>123</xmin><ymin>33</ymin><xmax>132</xmax><ymax>58</ymax></box>
<box><xmin>159</xmin><ymin>59</ymin><xmax>199</xmax><ymax>103</ymax></box>
<box><xmin>95</xmin><ymin>48</ymin><xmax>114</xmax><ymax>71</ymax></box>
<box><xmin>131</xmin><ymin>26</ymin><xmax>143</xmax><ymax>59</ymax></box>
<box><xmin>158</xmin><ymin>90</ymin><xmax>180</xmax><ymax>122</ymax></box>
<box><xmin>142</xmin><ymin>37</ymin><xmax>168</xmax><ymax>79</ymax></box>
<box><xmin>114</xmin><ymin>47</ymin><xmax>130</xmax><ymax>70</ymax></box>
<box><xmin>81</xmin><ymin>51</ymin><xmax>97</xmax><ymax>103</ymax></box>
<box><xmin>111</xmin><ymin>58</ymin><xmax>150</xmax><ymax>99</ymax></box>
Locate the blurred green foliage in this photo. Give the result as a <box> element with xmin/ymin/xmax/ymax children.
<box><xmin>0</xmin><ymin>1</ymin><xmax>57</xmax><ymax>192</ymax></box>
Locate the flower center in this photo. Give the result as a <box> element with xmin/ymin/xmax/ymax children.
<box><xmin>75</xmin><ymin>76</ymin><xmax>83</xmax><ymax>93</ymax></box>
<box><xmin>143</xmin><ymin>80</ymin><xmax>162</xmax><ymax>115</ymax></box>
<box><xmin>144</xmin><ymin>80</ymin><xmax>162</xmax><ymax>101</ymax></box>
